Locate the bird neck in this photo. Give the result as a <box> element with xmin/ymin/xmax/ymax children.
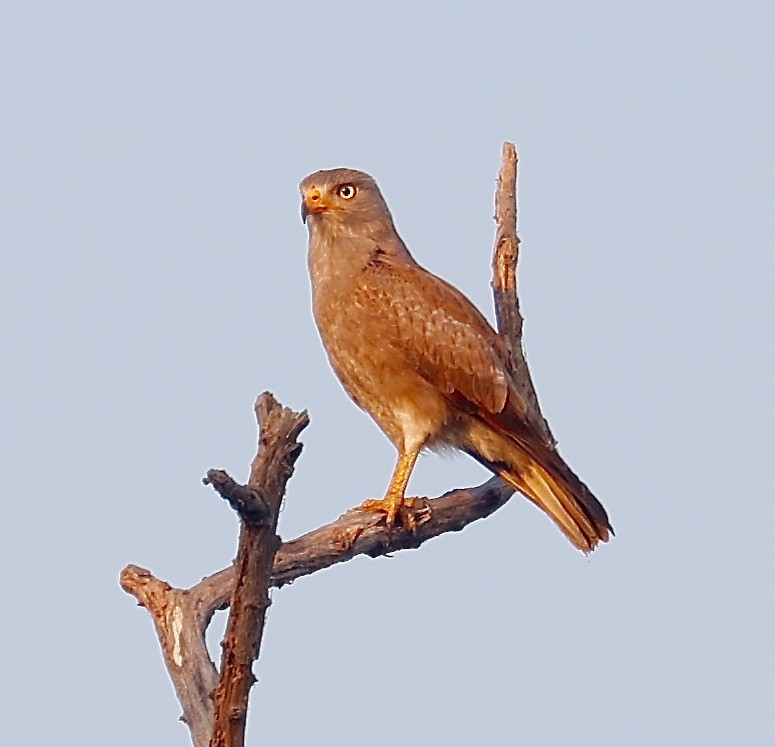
<box><xmin>307</xmin><ymin>219</ymin><xmax>414</xmax><ymax>291</ymax></box>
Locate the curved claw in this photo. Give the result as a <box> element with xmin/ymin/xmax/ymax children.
<box><xmin>359</xmin><ymin>495</ymin><xmax>431</xmax><ymax>532</ymax></box>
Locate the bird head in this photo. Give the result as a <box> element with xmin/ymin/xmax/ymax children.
<box><xmin>299</xmin><ymin>169</ymin><xmax>392</xmax><ymax>230</ymax></box>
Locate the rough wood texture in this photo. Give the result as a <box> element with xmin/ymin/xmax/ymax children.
<box><xmin>122</xmin><ymin>394</ymin><xmax>308</xmax><ymax>747</ymax></box>
<box><xmin>120</xmin><ymin>475</ymin><xmax>512</xmax><ymax>746</ymax></box>
<box><xmin>207</xmin><ymin>394</ymin><xmax>308</xmax><ymax>747</ymax></box>
<box><xmin>204</xmin><ymin>469</ymin><xmax>271</xmax><ymax>525</ymax></box>
<box><xmin>158</xmin><ymin>476</ymin><xmax>513</xmax><ymax>613</ymax></box>
<box><xmin>120</xmin><ymin>565</ymin><xmax>223</xmax><ymax>747</ymax></box>
<box><xmin>492</xmin><ymin>142</ymin><xmax>555</xmax><ymax>446</ymax></box>
<box><xmin>121</xmin><ymin>142</ymin><xmax>538</xmax><ymax>746</ymax></box>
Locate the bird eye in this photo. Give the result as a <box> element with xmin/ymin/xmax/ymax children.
<box><xmin>337</xmin><ymin>184</ymin><xmax>357</xmax><ymax>200</ymax></box>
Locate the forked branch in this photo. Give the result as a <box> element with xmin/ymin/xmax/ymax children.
<box><xmin>122</xmin><ymin>394</ymin><xmax>308</xmax><ymax>747</ymax></box>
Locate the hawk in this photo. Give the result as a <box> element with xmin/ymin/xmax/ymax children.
<box><xmin>300</xmin><ymin>168</ymin><xmax>612</xmax><ymax>552</ymax></box>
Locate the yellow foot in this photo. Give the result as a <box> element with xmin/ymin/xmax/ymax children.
<box><xmin>359</xmin><ymin>495</ymin><xmax>431</xmax><ymax>531</ymax></box>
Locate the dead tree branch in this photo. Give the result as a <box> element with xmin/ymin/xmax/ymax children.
<box><xmin>121</xmin><ymin>142</ymin><xmax>537</xmax><ymax>746</ymax></box>
<box><xmin>492</xmin><ymin>142</ymin><xmax>555</xmax><ymax>445</ymax></box>
<box><xmin>120</xmin><ymin>475</ymin><xmax>512</xmax><ymax>744</ymax></box>
<box><xmin>121</xmin><ymin>393</ymin><xmax>308</xmax><ymax>747</ymax></box>
<box><xmin>120</xmin><ymin>565</ymin><xmax>221</xmax><ymax>747</ymax></box>
<box><xmin>206</xmin><ymin>394</ymin><xmax>308</xmax><ymax>747</ymax></box>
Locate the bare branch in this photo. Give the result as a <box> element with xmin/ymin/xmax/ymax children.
<box><xmin>208</xmin><ymin>393</ymin><xmax>308</xmax><ymax>747</ymax></box>
<box><xmin>169</xmin><ymin>476</ymin><xmax>513</xmax><ymax>614</ymax></box>
<box><xmin>120</xmin><ymin>477</ymin><xmax>513</xmax><ymax>742</ymax></box>
<box><xmin>120</xmin><ymin>565</ymin><xmax>219</xmax><ymax>747</ymax></box>
<box><xmin>204</xmin><ymin>469</ymin><xmax>270</xmax><ymax>525</ymax></box>
<box><xmin>492</xmin><ymin>141</ymin><xmax>555</xmax><ymax>446</ymax></box>
<box><xmin>119</xmin><ymin>474</ymin><xmax>513</xmax><ymax>746</ymax></box>
<box><xmin>492</xmin><ymin>141</ymin><xmax>522</xmax><ymax>357</ymax></box>
<box><xmin>120</xmin><ymin>394</ymin><xmax>308</xmax><ymax>747</ymax></box>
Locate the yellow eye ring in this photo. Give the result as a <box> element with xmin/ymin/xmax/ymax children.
<box><xmin>337</xmin><ymin>184</ymin><xmax>357</xmax><ymax>199</ymax></box>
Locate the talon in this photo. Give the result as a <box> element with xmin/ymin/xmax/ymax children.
<box><xmin>358</xmin><ymin>495</ymin><xmax>431</xmax><ymax>532</ymax></box>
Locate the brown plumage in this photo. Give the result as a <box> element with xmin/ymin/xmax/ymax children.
<box><xmin>300</xmin><ymin>168</ymin><xmax>612</xmax><ymax>552</ymax></box>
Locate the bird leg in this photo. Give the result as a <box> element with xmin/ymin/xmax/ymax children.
<box><xmin>360</xmin><ymin>445</ymin><xmax>429</xmax><ymax>530</ymax></box>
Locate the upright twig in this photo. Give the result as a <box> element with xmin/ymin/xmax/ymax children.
<box><xmin>492</xmin><ymin>142</ymin><xmax>555</xmax><ymax>446</ymax></box>
<box><xmin>492</xmin><ymin>140</ymin><xmax>522</xmax><ymax>359</ymax></box>
<box><xmin>205</xmin><ymin>394</ymin><xmax>308</xmax><ymax>747</ymax></box>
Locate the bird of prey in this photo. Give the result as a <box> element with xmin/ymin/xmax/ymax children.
<box><xmin>300</xmin><ymin>168</ymin><xmax>612</xmax><ymax>552</ymax></box>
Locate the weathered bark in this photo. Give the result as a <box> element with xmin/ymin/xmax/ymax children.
<box><xmin>206</xmin><ymin>395</ymin><xmax>308</xmax><ymax>747</ymax></box>
<box><xmin>122</xmin><ymin>394</ymin><xmax>308</xmax><ymax>747</ymax></box>
<box><xmin>120</xmin><ymin>565</ymin><xmax>221</xmax><ymax>747</ymax></box>
<box><xmin>492</xmin><ymin>142</ymin><xmax>555</xmax><ymax>446</ymax></box>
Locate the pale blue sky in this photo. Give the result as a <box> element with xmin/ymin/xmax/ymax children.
<box><xmin>2</xmin><ymin>2</ymin><xmax>773</xmax><ymax>745</ymax></box>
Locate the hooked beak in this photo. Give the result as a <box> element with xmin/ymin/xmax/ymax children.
<box><xmin>301</xmin><ymin>186</ymin><xmax>325</xmax><ymax>224</ymax></box>
<box><xmin>301</xmin><ymin>186</ymin><xmax>344</xmax><ymax>223</ymax></box>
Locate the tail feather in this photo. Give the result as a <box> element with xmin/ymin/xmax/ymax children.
<box><xmin>463</xmin><ymin>419</ymin><xmax>613</xmax><ymax>553</ymax></box>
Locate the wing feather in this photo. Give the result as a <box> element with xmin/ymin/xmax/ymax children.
<box><xmin>357</xmin><ymin>257</ymin><xmax>526</xmax><ymax>418</ymax></box>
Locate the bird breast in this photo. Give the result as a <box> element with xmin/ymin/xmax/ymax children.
<box><xmin>309</xmin><ymin>249</ymin><xmax>453</xmax><ymax>451</ymax></box>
